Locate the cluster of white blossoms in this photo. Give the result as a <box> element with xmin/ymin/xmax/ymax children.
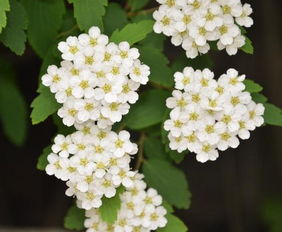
<box><xmin>153</xmin><ymin>0</ymin><xmax>254</xmax><ymax>58</ymax></box>
<box><xmin>84</xmin><ymin>173</ymin><xmax>167</xmax><ymax>232</ymax></box>
<box><xmin>42</xmin><ymin>26</ymin><xmax>150</xmax><ymax>128</ymax></box>
<box><xmin>45</xmin><ymin>123</ymin><xmax>139</xmax><ymax>210</ymax></box>
<box><xmin>164</xmin><ymin>67</ymin><xmax>265</xmax><ymax>163</ymax></box>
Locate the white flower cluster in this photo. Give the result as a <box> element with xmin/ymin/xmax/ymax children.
<box><xmin>85</xmin><ymin>173</ymin><xmax>167</xmax><ymax>232</ymax></box>
<box><xmin>164</xmin><ymin>67</ymin><xmax>264</xmax><ymax>163</ymax></box>
<box><xmin>42</xmin><ymin>26</ymin><xmax>150</xmax><ymax>128</ymax></box>
<box><xmin>45</xmin><ymin>123</ymin><xmax>138</xmax><ymax>210</ymax></box>
<box><xmin>153</xmin><ymin>0</ymin><xmax>253</xmax><ymax>58</ymax></box>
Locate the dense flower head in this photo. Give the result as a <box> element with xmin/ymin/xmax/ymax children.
<box><xmin>45</xmin><ymin>123</ymin><xmax>138</xmax><ymax>210</ymax></box>
<box><xmin>153</xmin><ymin>0</ymin><xmax>254</xmax><ymax>58</ymax></box>
<box><xmin>42</xmin><ymin>26</ymin><xmax>150</xmax><ymax>128</ymax></box>
<box><xmin>84</xmin><ymin>173</ymin><xmax>167</xmax><ymax>232</ymax></box>
<box><xmin>164</xmin><ymin>67</ymin><xmax>264</xmax><ymax>163</ymax></box>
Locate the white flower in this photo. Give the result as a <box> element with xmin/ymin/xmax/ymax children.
<box><xmin>236</xmin><ymin>3</ymin><xmax>253</xmax><ymax>27</ymax></box>
<box><xmin>42</xmin><ymin>65</ymin><xmax>67</xmax><ymax>93</ymax></box>
<box><xmin>43</xmin><ymin>26</ymin><xmax>150</xmax><ymax>128</ymax></box>
<box><xmin>74</xmin><ymin>98</ymin><xmax>101</xmax><ymax>123</ymax></box>
<box><xmin>129</xmin><ymin>60</ymin><xmax>150</xmax><ymax>85</ymax></box>
<box><xmin>217</xmin><ymin>17</ymin><xmax>240</xmax><ymax>45</ymax></box>
<box><xmin>70</xmin><ymin>70</ymin><xmax>96</xmax><ymax>98</ymax></box>
<box><xmin>83</xmin><ymin>175</ymin><xmax>168</xmax><ymax>232</ymax></box>
<box><xmin>245</xmin><ymin>101</ymin><xmax>265</xmax><ymax>128</ymax></box>
<box><xmin>164</xmin><ymin>67</ymin><xmax>265</xmax><ymax>162</ymax></box>
<box><xmin>58</xmin><ymin>36</ymin><xmax>82</xmax><ymax>61</ymax></box>
<box><xmin>153</xmin><ymin>5</ymin><xmax>177</xmax><ymax>36</ymax></box>
<box><xmin>58</xmin><ymin>98</ymin><xmax>79</xmax><ymax>126</ymax></box>
<box><xmin>101</xmin><ymin>102</ymin><xmax>130</xmax><ymax>123</ymax></box>
<box><xmin>51</xmin><ymin>134</ymin><xmax>75</xmax><ymax>158</ymax></box>
<box><xmin>114</xmin><ymin>42</ymin><xmax>140</xmax><ymax>67</ymax></box>
<box><xmin>46</xmin><ymin>153</ymin><xmax>68</xmax><ymax>180</ymax></box>
<box><xmin>153</xmin><ymin>0</ymin><xmax>253</xmax><ymax>58</ymax></box>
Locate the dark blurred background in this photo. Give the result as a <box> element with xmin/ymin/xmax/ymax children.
<box><xmin>0</xmin><ymin>0</ymin><xmax>281</xmax><ymax>231</ymax></box>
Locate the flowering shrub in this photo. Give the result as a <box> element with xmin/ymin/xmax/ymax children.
<box><xmin>0</xmin><ymin>0</ymin><xmax>282</xmax><ymax>232</ymax></box>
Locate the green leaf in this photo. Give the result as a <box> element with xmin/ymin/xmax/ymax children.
<box><xmin>0</xmin><ymin>0</ymin><xmax>27</xmax><ymax>55</ymax></box>
<box><xmin>64</xmin><ymin>205</ymin><xmax>85</xmax><ymax>231</ymax></box>
<box><xmin>30</xmin><ymin>85</ymin><xmax>60</xmax><ymax>125</ymax></box>
<box><xmin>70</xmin><ymin>0</ymin><xmax>107</xmax><ymax>31</ymax></box>
<box><xmin>144</xmin><ymin>136</ymin><xmax>169</xmax><ymax>160</ymax></box>
<box><xmin>99</xmin><ymin>187</ymin><xmax>125</xmax><ymax>224</ymax></box>
<box><xmin>262</xmin><ymin>198</ymin><xmax>282</xmax><ymax>232</ymax></box>
<box><xmin>52</xmin><ymin>114</ymin><xmax>76</xmax><ymax>136</ymax></box>
<box><xmin>124</xmin><ymin>89</ymin><xmax>170</xmax><ymax>130</ymax></box>
<box><xmin>171</xmin><ymin>52</ymin><xmax>213</xmax><ymax>73</ymax></box>
<box><xmin>168</xmin><ymin>150</ymin><xmax>185</xmax><ymax>164</ymax></box>
<box><xmin>157</xmin><ymin>214</ymin><xmax>188</xmax><ymax>232</ymax></box>
<box><xmin>103</xmin><ymin>2</ymin><xmax>128</xmax><ymax>36</ymax></box>
<box><xmin>163</xmin><ymin>201</ymin><xmax>174</xmax><ymax>214</ymax></box>
<box><xmin>37</xmin><ymin>145</ymin><xmax>51</xmax><ymax>171</ymax></box>
<box><xmin>252</xmin><ymin>93</ymin><xmax>268</xmax><ymax>104</ymax></box>
<box><xmin>241</xmin><ymin>36</ymin><xmax>254</xmax><ymax>54</ymax></box>
<box><xmin>22</xmin><ymin>0</ymin><xmax>65</xmax><ymax>57</ymax></box>
<box><xmin>110</xmin><ymin>20</ymin><xmax>154</xmax><ymax>45</ymax></box>
<box><xmin>244</xmin><ymin>79</ymin><xmax>263</xmax><ymax>93</ymax></box>
<box><xmin>140</xmin><ymin>33</ymin><xmax>166</xmax><ymax>51</ymax></box>
<box><xmin>138</xmin><ymin>46</ymin><xmax>173</xmax><ymax>87</ymax></box>
<box><xmin>0</xmin><ymin>69</ymin><xmax>27</xmax><ymax>146</ymax></box>
<box><xmin>0</xmin><ymin>0</ymin><xmax>10</xmax><ymax>33</ymax></box>
<box><xmin>143</xmin><ymin>159</ymin><xmax>191</xmax><ymax>209</ymax></box>
<box><xmin>264</xmin><ymin>103</ymin><xmax>282</xmax><ymax>127</ymax></box>
<box><xmin>128</xmin><ymin>0</ymin><xmax>150</xmax><ymax>11</ymax></box>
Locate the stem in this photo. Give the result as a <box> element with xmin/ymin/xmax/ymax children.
<box><xmin>127</xmin><ymin>6</ymin><xmax>159</xmax><ymax>17</ymax></box>
<box><xmin>150</xmin><ymin>81</ymin><xmax>174</xmax><ymax>91</ymax></box>
<box><xmin>116</xmin><ymin>122</ymin><xmax>126</xmax><ymax>132</ymax></box>
<box><xmin>56</xmin><ymin>24</ymin><xmax>79</xmax><ymax>39</ymax></box>
<box><xmin>135</xmin><ymin>132</ymin><xmax>146</xmax><ymax>170</ymax></box>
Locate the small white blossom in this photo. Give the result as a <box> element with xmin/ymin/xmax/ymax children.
<box><xmin>164</xmin><ymin>67</ymin><xmax>265</xmax><ymax>162</ymax></box>
<box><xmin>42</xmin><ymin>26</ymin><xmax>150</xmax><ymax>129</ymax></box>
<box><xmin>153</xmin><ymin>0</ymin><xmax>254</xmax><ymax>58</ymax></box>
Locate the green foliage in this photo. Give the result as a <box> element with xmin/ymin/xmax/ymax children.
<box><xmin>22</xmin><ymin>0</ymin><xmax>65</xmax><ymax>57</ymax></box>
<box><xmin>157</xmin><ymin>214</ymin><xmax>188</xmax><ymax>232</ymax></box>
<box><xmin>144</xmin><ymin>135</ymin><xmax>185</xmax><ymax>163</ymax></box>
<box><xmin>110</xmin><ymin>20</ymin><xmax>154</xmax><ymax>45</ymax></box>
<box><xmin>0</xmin><ymin>0</ymin><xmax>10</xmax><ymax>33</ymax></box>
<box><xmin>241</xmin><ymin>36</ymin><xmax>254</xmax><ymax>54</ymax></box>
<box><xmin>64</xmin><ymin>205</ymin><xmax>85</xmax><ymax>231</ymax></box>
<box><xmin>52</xmin><ymin>115</ymin><xmax>76</xmax><ymax>136</ymax></box>
<box><xmin>171</xmin><ymin>52</ymin><xmax>213</xmax><ymax>73</ymax></box>
<box><xmin>262</xmin><ymin>198</ymin><xmax>282</xmax><ymax>232</ymax></box>
<box><xmin>252</xmin><ymin>93</ymin><xmax>268</xmax><ymax>104</ymax></box>
<box><xmin>30</xmin><ymin>85</ymin><xmax>60</xmax><ymax>125</ymax></box>
<box><xmin>138</xmin><ymin>46</ymin><xmax>173</xmax><ymax>87</ymax></box>
<box><xmin>128</xmin><ymin>0</ymin><xmax>150</xmax><ymax>11</ymax></box>
<box><xmin>99</xmin><ymin>187</ymin><xmax>125</xmax><ymax>224</ymax></box>
<box><xmin>70</xmin><ymin>0</ymin><xmax>108</xmax><ymax>31</ymax></box>
<box><xmin>244</xmin><ymin>79</ymin><xmax>263</xmax><ymax>93</ymax></box>
<box><xmin>0</xmin><ymin>0</ymin><xmax>27</xmax><ymax>55</ymax></box>
<box><xmin>124</xmin><ymin>89</ymin><xmax>170</xmax><ymax>130</ymax></box>
<box><xmin>37</xmin><ymin>145</ymin><xmax>51</xmax><ymax>171</ymax></box>
<box><xmin>103</xmin><ymin>2</ymin><xmax>128</xmax><ymax>36</ymax></box>
<box><xmin>0</xmin><ymin>66</ymin><xmax>27</xmax><ymax>146</ymax></box>
<box><xmin>143</xmin><ymin>159</ymin><xmax>191</xmax><ymax>209</ymax></box>
<box><xmin>144</xmin><ymin>136</ymin><xmax>169</xmax><ymax>160</ymax></box>
<box><xmin>264</xmin><ymin>103</ymin><xmax>282</xmax><ymax>126</ymax></box>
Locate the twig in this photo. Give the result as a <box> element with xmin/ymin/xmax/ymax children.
<box><xmin>135</xmin><ymin>132</ymin><xmax>146</xmax><ymax>170</ymax></box>
<box><xmin>150</xmin><ymin>81</ymin><xmax>174</xmax><ymax>91</ymax></box>
<box><xmin>56</xmin><ymin>24</ymin><xmax>79</xmax><ymax>39</ymax></box>
<box><xmin>116</xmin><ymin>122</ymin><xmax>126</xmax><ymax>132</ymax></box>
